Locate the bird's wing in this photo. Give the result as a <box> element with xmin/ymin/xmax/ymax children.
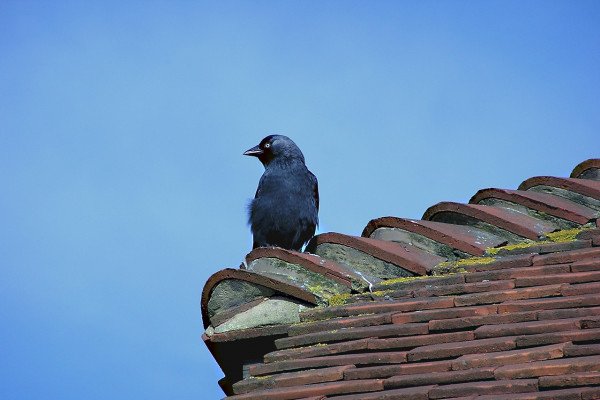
<box><xmin>311</xmin><ymin>171</ymin><xmax>319</xmax><ymax>212</ymax></box>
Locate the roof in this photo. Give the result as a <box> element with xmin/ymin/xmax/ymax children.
<box><xmin>201</xmin><ymin>158</ymin><xmax>600</xmax><ymax>399</ymax></box>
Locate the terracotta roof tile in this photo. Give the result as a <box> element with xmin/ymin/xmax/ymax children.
<box><xmin>470</xmin><ymin>188</ymin><xmax>597</xmax><ymax>226</ymax></box>
<box><xmin>571</xmin><ymin>159</ymin><xmax>600</xmax><ymax>180</ymax></box>
<box><xmin>201</xmin><ymin>159</ymin><xmax>600</xmax><ymax>398</ymax></box>
<box><xmin>384</xmin><ymin>366</ymin><xmax>496</xmax><ymax>389</ymax></box>
<box><xmin>515</xmin><ymin>270</ymin><xmax>600</xmax><ymax>287</ymax></box>
<box><xmin>245</xmin><ymin>247</ymin><xmax>365</xmax><ymax>289</ymax></box>
<box><xmin>497</xmin><ymin>293</ymin><xmax>600</xmax><ymax>313</ymax></box>
<box><xmin>422</xmin><ymin>202</ymin><xmax>557</xmax><ymax>242</ymax></box>
<box><xmin>428</xmin><ymin>310</ymin><xmax>537</xmax><ymax>331</ymax></box>
<box><xmin>299</xmin><ymin>296</ymin><xmax>455</xmax><ymax>323</ymax></box>
<box><xmin>518</xmin><ymin>176</ymin><xmax>600</xmax><ymax>211</ymax></box>
<box><xmin>539</xmin><ymin>371</ymin><xmax>600</xmax><ymax>389</ymax></box>
<box><xmin>249</xmin><ymin>351</ymin><xmax>408</xmax><ymax>376</ymax></box>
<box><xmin>368</xmin><ymin>331</ymin><xmax>475</xmax><ymax>351</ymax></box>
<box><xmin>514</xmin><ymin>327</ymin><xmax>600</xmax><ymax>347</ymax></box>
<box><xmin>231</xmin><ymin>365</ymin><xmax>354</xmax><ymax>395</ymax></box>
<box><xmin>453</xmin><ymin>284</ymin><xmax>564</xmax><ymax>307</ymax></box>
<box><xmin>406</xmin><ymin>336</ymin><xmax>517</xmax><ymax>362</ymax></box>
<box><xmin>325</xmin><ymin>385</ymin><xmax>434</xmax><ymax>400</ymax></box>
<box><xmin>427</xmin><ymin>379</ymin><xmax>539</xmax><ymax>398</ymax></box>
<box><xmin>362</xmin><ymin>216</ymin><xmax>506</xmax><ymax>257</ymax></box>
<box><xmin>532</xmin><ymin>247</ymin><xmax>600</xmax><ymax>266</ymax></box>
<box><xmin>224</xmin><ymin>378</ymin><xmax>384</xmax><ymax>400</ymax></box>
<box><xmin>494</xmin><ymin>354</ymin><xmax>600</xmax><ymax>379</ymax></box>
<box><xmin>308</xmin><ymin>233</ymin><xmax>446</xmax><ymax>276</ymax></box>
<box><xmin>274</xmin><ymin>322</ymin><xmax>428</xmax><ymax>350</ymax></box>
<box><xmin>343</xmin><ymin>360</ymin><xmax>452</xmax><ymax>380</ymax></box>
<box><xmin>451</xmin><ymin>342</ymin><xmax>567</xmax><ymax>370</ymax></box>
<box><xmin>263</xmin><ymin>339</ymin><xmax>370</xmax><ymax>363</ymax></box>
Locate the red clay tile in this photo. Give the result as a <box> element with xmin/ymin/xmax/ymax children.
<box><xmin>562</xmin><ymin>282</ymin><xmax>600</xmax><ymax>296</ymax></box>
<box><xmin>515</xmin><ymin>328</ymin><xmax>600</xmax><ymax>347</ymax></box>
<box><xmin>246</xmin><ymin>247</ymin><xmax>363</xmax><ymax>288</ymax></box>
<box><xmin>249</xmin><ymin>352</ymin><xmax>407</xmax><ymax>376</ymax></box>
<box><xmin>491</xmin><ymin>240</ymin><xmax>593</xmax><ymax>257</ymax></box>
<box><xmin>208</xmin><ymin>324</ymin><xmax>291</xmax><ymax>343</ymax></box>
<box><xmin>274</xmin><ymin>323</ymin><xmax>428</xmax><ymax>350</ymax></box>
<box><xmin>232</xmin><ymin>365</ymin><xmax>355</xmax><ymax>394</ymax></box>
<box><xmin>461</xmin><ymin>253</ymin><xmax>534</xmax><ymax>272</ymax></box>
<box><xmin>464</xmin><ymin>264</ymin><xmax>570</xmax><ymax>283</ymax></box>
<box><xmin>202</xmin><ymin>268</ymin><xmax>317</xmax><ymax>328</ymax></box>
<box><xmin>428</xmin><ymin>379</ymin><xmax>539</xmax><ymax>399</ymax></box>
<box><xmin>474</xmin><ymin>387</ymin><xmax>592</xmax><ymax>400</ymax></box>
<box><xmin>300</xmin><ymin>297</ymin><xmax>455</xmax><ymax>323</ymax></box>
<box><xmin>570</xmin><ymin>258</ymin><xmax>600</xmax><ymax>272</ymax></box>
<box><xmin>384</xmin><ymin>366</ymin><xmax>496</xmax><ymax>389</ymax></box>
<box><xmin>563</xmin><ymin>343</ymin><xmax>600</xmax><ymax>357</ymax></box>
<box><xmin>368</xmin><ymin>331</ymin><xmax>475</xmax><ymax>351</ymax></box>
<box><xmin>451</xmin><ymin>342</ymin><xmax>566</xmax><ymax>370</ymax></box>
<box><xmin>362</xmin><ymin>217</ymin><xmax>504</xmax><ymax>256</ymax></box>
<box><xmin>582</xmin><ymin>388</ymin><xmax>600</xmax><ymax>400</ymax></box>
<box><xmin>325</xmin><ymin>385</ymin><xmax>434</xmax><ymax>400</ymax></box>
<box><xmin>225</xmin><ymin>379</ymin><xmax>384</xmax><ymax>400</ymax></box>
<box><xmin>288</xmin><ymin>313</ymin><xmax>393</xmax><ymax>337</ymax></box>
<box><xmin>494</xmin><ymin>354</ymin><xmax>600</xmax><ymax>379</ymax></box>
<box><xmin>577</xmin><ymin>228</ymin><xmax>600</xmax><ymax>240</ymax></box>
<box><xmin>308</xmin><ymin>233</ymin><xmax>446</xmax><ymax>276</ymax></box>
<box><xmin>264</xmin><ymin>339</ymin><xmax>370</xmax><ymax>363</ymax></box>
<box><xmin>539</xmin><ymin>371</ymin><xmax>600</xmax><ymax>388</ymax></box>
<box><xmin>532</xmin><ymin>247</ymin><xmax>600</xmax><ymax>266</ymax></box>
<box><xmin>343</xmin><ymin>360</ymin><xmax>452</xmax><ymax>380</ymax></box>
<box><xmin>454</xmin><ymin>284</ymin><xmax>563</xmax><ymax>307</ymax></box>
<box><xmin>372</xmin><ymin>274</ymin><xmax>465</xmax><ymax>292</ymax></box>
<box><xmin>474</xmin><ymin>318</ymin><xmax>581</xmax><ymax>339</ymax></box>
<box><xmin>515</xmin><ymin>271</ymin><xmax>600</xmax><ymax>287</ymax></box>
<box><xmin>429</xmin><ymin>310</ymin><xmax>537</xmax><ymax>331</ymax></box>
<box><xmin>211</xmin><ymin>298</ymin><xmax>268</xmax><ymax>328</ymax></box>
<box><xmin>518</xmin><ymin>176</ymin><xmax>600</xmax><ymax>201</ymax></box>
<box><xmin>537</xmin><ymin>306</ymin><xmax>600</xmax><ymax>320</ymax></box>
<box><xmin>581</xmin><ymin>316</ymin><xmax>600</xmax><ymax>329</ymax></box>
<box><xmin>497</xmin><ymin>293</ymin><xmax>600</xmax><ymax>313</ymax></box>
<box><xmin>470</xmin><ymin>188</ymin><xmax>598</xmax><ymax>225</ymax></box>
<box><xmin>422</xmin><ymin>202</ymin><xmax>557</xmax><ymax>241</ymax></box>
<box><xmin>571</xmin><ymin>158</ymin><xmax>600</xmax><ymax>179</ymax></box>
<box><xmin>392</xmin><ymin>305</ymin><xmax>498</xmax><ymax>324</ymax></box>
<box><xmin>412</xmin><ymin>279</ymin><xmax>516</xmax><ymax>297</ymax></box>
<box><xmin>406</xmin><ymin>336</ymin><xmax>516</xmax><ymax>362</ymax></box>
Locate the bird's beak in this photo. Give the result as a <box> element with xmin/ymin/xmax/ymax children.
<box><xmin>243</xmin><ymin>145</ymin><xmax>263</xmax><ymax>157</ymax></box>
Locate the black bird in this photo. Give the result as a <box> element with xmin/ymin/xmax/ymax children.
<box><xmin>244</xmin><ymin>135</ymin><xmax>319</xmax><ymax>251</ymax></box>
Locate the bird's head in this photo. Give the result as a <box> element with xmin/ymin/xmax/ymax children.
<box><xmin>243</xmin><ymin>135</ymin><xmax>305</xmax><ymax>166</ymax></box>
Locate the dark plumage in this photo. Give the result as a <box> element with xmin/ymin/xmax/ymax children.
<box><xmin>244</xmin><ymin>135</ymin><xmax>319</xmax><ymax>250</ymax></box>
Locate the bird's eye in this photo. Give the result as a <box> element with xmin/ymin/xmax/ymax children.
<box><xmin>264</xmin><ymin>143</ymin><xmax>271</xmax><ymax>149</ymax></box>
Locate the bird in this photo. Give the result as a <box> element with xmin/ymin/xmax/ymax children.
<box><xmin>244</xmin><ymin>135</ymin><xmax>319</xmax><ymax>251</ymax></box>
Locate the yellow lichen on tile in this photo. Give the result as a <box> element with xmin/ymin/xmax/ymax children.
<box><xmin>486</xmin><ymin>240</ymin><xmax>541</xmax><ymax>255</ymax></box>
<box><xmin>546</xmin><ymin>228</ymin><xmax>584</xmax><ymax>243</ymax></box>
<box><xmin>327</xmin><ymin>293</ymin><xmax>351</xmax><ymax>306</ymax></box>
<box><xmin>378</xmin><ymin>275</ymin><xmax>430</xmax><ymax>286</ymax></box>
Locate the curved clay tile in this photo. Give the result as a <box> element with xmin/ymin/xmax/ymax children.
<box><xmin>201</xmin><ymin>268</ymin><xmax>318</xmax><ymax>329</ymax></box>
<box><xmin>422</xmin><ymin>202</ymin><xmax>557</xmax><ymax>241</ymax></box>
<box><xmin>470</xmin><ymin>188</ymin><xmax>597</xmax><ymax>225</ymax></box>
<box><xmin>519</xmin><ymin>176</ymin><xmax>600</xmax><ymax>201</ymax></box>
<box><xmin>570</xmin><ymin>158</ymin><xmax>600</xmax><ymax>180</ymax></box>
<box><xmin>362</xmin><ymin>216</ymin><xmax>506</xmax><ymax>257</ymax></box>
<box><xmin>308</xmin><ymin>232</ymin><xmax>446</xmax><ymax>276</ymax></box>
<box><xmin>245</xmin><ymin>247</ymin><xmax>363</xmax><ymax>289</ymax></box>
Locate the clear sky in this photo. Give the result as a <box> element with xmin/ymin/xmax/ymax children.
<box><xmin>1</xmin><ymin>1</ymin><xmax>598</xmax><ymax>399</ymax></box>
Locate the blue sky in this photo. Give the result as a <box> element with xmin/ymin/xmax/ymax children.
<box><xmin>1</xmin><ymin>1</ymin><xmax>598</xmax><ymax>399</ymax></box>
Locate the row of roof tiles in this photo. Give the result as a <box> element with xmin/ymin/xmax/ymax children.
<box><xmin>201</xmin><ymin>158</ymin><xmax>600</xmax><ymax>398</ymax></box>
